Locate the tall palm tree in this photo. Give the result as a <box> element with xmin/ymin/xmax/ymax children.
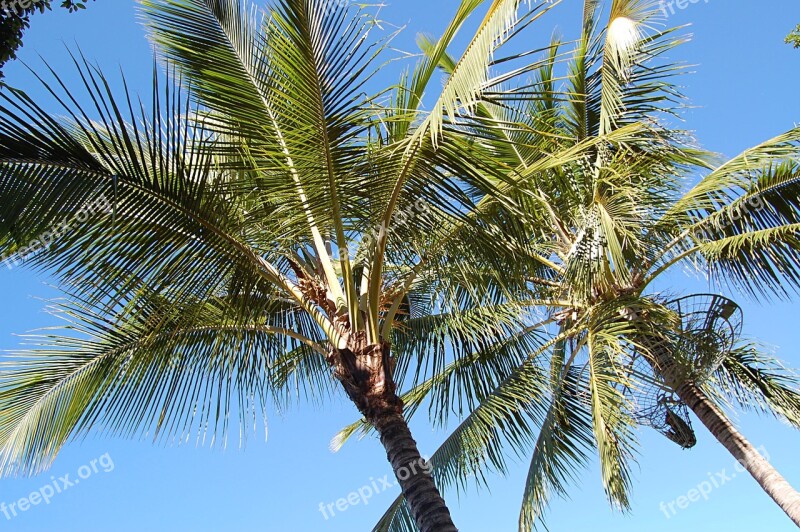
<box><xmin>332</xmin><ymin>1</ymin><xmax>800</xmax><ymax>529</ymax></box>
<box><xmin>0</xmin><ymin>0</ymin><xmax>568</xmax><ymax>530</ymax></box>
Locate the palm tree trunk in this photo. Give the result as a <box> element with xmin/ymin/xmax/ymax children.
<box><xmin>641</xmin><ymin>333</ymin><xmax>800</xmax><ymax>525</ymax></box>
<box><xmin>373</xmin><ymin>409</ymin><xmax>458</xmax><ymax>532</ymax></box>
<box><xmin>675</xmin><ymin>381</ymin><xmax>800</xmax><ymax>527</ymax></box>
<box><xmin>330</xmin><ymin>332</ymin><xmax>458</xmax><ymax>532</ymax></box>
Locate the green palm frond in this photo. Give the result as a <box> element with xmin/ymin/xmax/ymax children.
<box><xmin>0</xmin><ymin>286</ymin><xmax>325</xmax><ymax>475</ymax></box>
<box><xmin>518</xmin><ymin>365</ymin><xmax>594</xmax><ymax>532</ymax></box>
<box><xmin>585</xmin><ymin>320</ymin><xmax>637</xmax><ymax>510</ymax></box>
<box><xmin>668</xmin><ymin>129</ymin><xmax>800</xmax><ymax>223</ymax></box>
<box><xmin>709</xmin><ymin>342</ymin><xmax>800</xmax><ymax>428</ymax></box>
<box><xmin>375</xmin><ymin>360</ymin><xmax>552</xmax><ymax>532</ymax></box>
<box><xmin>0</xmin><ymin>59</ymin><xmax>344</xmax><ymax>340</ymax></box>
<box><xmin>269</xmin><ymin>344</ymin><xmax>334</xmax><ymax>408</ymax></box>
<box><xmin>696</xmin><ymin>225</ymin><xmax>800</xmax><ymax>297</ymax></box>
<box><xmin>410</xmin><ymin>0</ymin><xmax>533</xmax><ymax>148</ymax></box>
<box><xmin>657</xmin><ymin>155</ymin><xmax>800</xmax><ymax>297</ymax></box>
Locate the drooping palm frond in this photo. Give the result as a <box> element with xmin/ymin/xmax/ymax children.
<box><xmin>518</xmin><ymin>364</ymin><xmax>594</xmax><ymax>532</ymax></box>
<box><xmin>584</xmin><ymin>313</ymin><xmax>638</xmax><ymax>510</ymax></box>
<box><xmin>519</xmin><ymin>297</ymin><xmax>677</xmax><ymax>530</ymax></box>
<box><xmin>652</xmin><ymin>133</ymin><xmax>800</xmax><ymax>297</ymax></box>
<box><xmin>269</xmin><ymin>344</ymin><xmax>334</xmax><ymax>408</ymax></box>
<box><xmin>709</xmin><ymin>342</ymin><xmax>800</xmax><ymax>428</ymax></box>
<box><xmin>0</xmin><ymin>284</ymin><xmax>326</xmax><ymax>476</ymax></box>
<box><xmin>670</xmin><ymin>130</ymin><xmax>800</xmax><ymax>221</ymax></box>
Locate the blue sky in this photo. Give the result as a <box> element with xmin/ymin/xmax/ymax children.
<box><xmin>1</xmin><ymin>1</ymin><xmax>800</xmax><ymax>531</ymax></box>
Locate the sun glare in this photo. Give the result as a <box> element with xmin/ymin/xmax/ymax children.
<box><xmin>608</xmin><ymin>16</ymin><xmax>640</xmax><ymax>53</ymax></box>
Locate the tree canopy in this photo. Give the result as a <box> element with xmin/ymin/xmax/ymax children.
<box><xmin>1</xmin><ymin>1</ymin><xmax>800</xmax><ymax>530</ymax></box>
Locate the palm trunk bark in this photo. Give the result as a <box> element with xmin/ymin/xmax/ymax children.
<box><xmin>373</xmin><ymin>408</ymin><xmax>458</xmax><ymax>532</ymax></box>
<box><xmin>675</xmin><ymin>381</ymin><xmax>800</xmax><ymax>527</ymax></box>
<box><xmin>330</xmin><ymin>332</ymin><xmax>458</xmax><ymax>532</ymax></box>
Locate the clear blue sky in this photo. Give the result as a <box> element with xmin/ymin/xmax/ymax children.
<box><xmin>1</xmin><ymin>1</ymin><xmax>800</xmax><ymax>531</ymax></box>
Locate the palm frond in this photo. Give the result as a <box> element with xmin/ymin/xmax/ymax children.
<box><xmin>375</xmin><ymin>360</ymin><xmax>551</xmax><ymax>532</ymax></box>
<box><xmin>518</xmin><ymin>365</ymin><xmax>594</xmax><ymax>532</ymax></box>
<box><xmin>0</xmin><ymin>287</ymin><xmax>323</xmax><ymax>475</ymax></box>
<box><xmin>709</xmin><ymin>342</ymin><xmax>800</xmax><ymax>428</ymax></box>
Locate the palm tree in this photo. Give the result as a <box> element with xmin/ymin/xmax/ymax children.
<box><xmin>331</xmin><ymin>1</ymin><xmax>800</xmax><ymax>529</ymax></box>
<box><xmin>0</xmin><ymin>1</ymin><xmax>564</xmax><ymax>530</ymax></box>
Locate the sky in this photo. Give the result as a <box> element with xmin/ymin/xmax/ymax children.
<box><xmin>1</xmin><ymin>1</ymin><xmax>800</xmax><ymax>531</ymax></box>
